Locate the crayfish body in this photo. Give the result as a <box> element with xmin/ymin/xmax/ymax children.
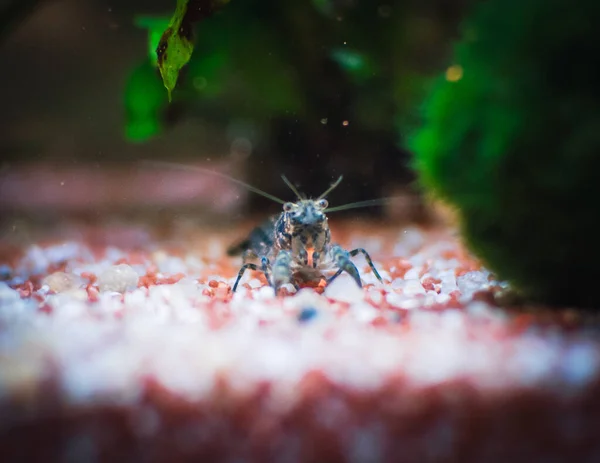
<box><xmin>228</xmin><ymin>176</ymin><xmax>383</xmax><ymax>294</ymax></box>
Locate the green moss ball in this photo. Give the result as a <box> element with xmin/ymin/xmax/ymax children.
<box><xmin>409</xmin><ymin>0</ymin><xmax>600</xmax><ymax>307</ymax></box>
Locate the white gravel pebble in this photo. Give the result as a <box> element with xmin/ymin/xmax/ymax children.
<box><xmin>2</xmin><ymin>224</ymin><xmax>597</xmax><ymax>410</ymax></box>
<box><xmin>42</xmin><ymin>272</ymin><xmax>84</xmax><ymax>293</ymax></box>
<box><xmin>97</xmin><ymin>264</ymin><xmax>139</xmax><ymax>293</ymax></box>
<box><xmin>324</xmin><ymin>275</ymin><xmax>365</xmax><ymax>303</ymax></box>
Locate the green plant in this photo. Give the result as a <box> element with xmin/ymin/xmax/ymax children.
<box><xmin>410</xmin><ymin>0</ymin><xmax>600</xmax><ymax>307</ymax></box>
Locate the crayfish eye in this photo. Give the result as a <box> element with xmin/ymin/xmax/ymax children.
<box><xmin>317</xmin><ymin>199</ymin><xmax>328</xmax><ymax>209</ymax></box>
<box><xmin>283</xmin><ymin>202</ymin><xmax>295</xmax><ymax>212</ymax></box>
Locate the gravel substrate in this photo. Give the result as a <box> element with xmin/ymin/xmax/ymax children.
<box><xmin>1</xmin><ymin>220</ymin><xmax>600</xmax><ymax>462</ymax></box>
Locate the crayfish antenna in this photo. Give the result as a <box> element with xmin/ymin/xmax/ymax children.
<box><xmin>141</xmin><ymin>160</ymin><xmax>287</xmax><ymax>205</ymax></box>
<box><xmin>317</xmin><ymin>175</ymin><xmax>343</xmax><ymax>200</ymax></box>
<box><xmin>281</xmin><ymin>175</ymin><xmax>305</xmax><ymax>200</ymax></box>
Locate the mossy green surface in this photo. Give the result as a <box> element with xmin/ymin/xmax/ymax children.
<box><xmin>409</xmin><ymin>0</ymin><xmax>600</xmax><ymax>307</ymax></box>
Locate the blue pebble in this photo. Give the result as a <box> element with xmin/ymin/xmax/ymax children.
<box><xmin>0</xmin><ymin>265</ymin><xmax>11</xmax><ymax>280</ymax></box>
<box><xmin>298</xmin><ymin>307</ymin><xmax>318</xmax><ymax>323</ymax></box>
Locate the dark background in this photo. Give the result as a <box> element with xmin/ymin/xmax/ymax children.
<box><xmin>0</xmin><ymin>0</ymin><xmax>470</xmax><ymax>218</ymax></box>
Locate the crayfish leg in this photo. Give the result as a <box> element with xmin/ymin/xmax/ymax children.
<box><xmin>349</xmin><ymin>248</ymin><xmax>383</xmax><ymax>283</ymax></box>
<box><xmin>327</xmin><ymin>245</ymin><xmax>362</xmax><ymax>288</ymax></box>
<box><xmin>232</xmin><ymin>256</ymin><xmax>273</xmax><ymax>292</ymax></box>
<box><xmin>272</xmin><ymin>250</ymin><xmax>294</xmax><ymax>292</ymax></box>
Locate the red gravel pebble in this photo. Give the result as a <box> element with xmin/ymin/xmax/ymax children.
<box><xmin>1</xmin><ymin>221</ymin><xmax>600</xmax><ymax>462</ymax></box>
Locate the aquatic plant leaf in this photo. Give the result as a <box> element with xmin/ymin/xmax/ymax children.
<box><xmin>156</xmin><ymin>0</ymin><xmax>230</xmax><ymax>101</ymax></box>
<box><xmin>134</xmin><ymin>16</ymin><xmax>170</xmax><ymax>65</ymax></box>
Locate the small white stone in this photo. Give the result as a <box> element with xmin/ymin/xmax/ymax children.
<box><xmin>403</xmin><ymin>267</ymin><xmax>421</xmax><ymax>280</ymax></box>
<box><xmin>398</xmin><ymin>298</ymin><xmax>422</xmax><ymax>310</ymax></box>
<box><xmin>97</xmin><ymin>264</ymin><xmax>139</xmax><ymax>293</ymax></box>
<box><xmin>438</xmin><ymin>270</ymin><xmax>458</xmax><ymax>294</ymax></box>
<box><xmin>380</xmin><ymin>270</ymin><xmax>392</xmax><ymax>283</ymax></box>
<box><xmin>255</xmin><ymin>285</ymin><xmax>275</xmax><ymax>300</ymax></box>
<box><xmin>385</xmin><ymin>291</ymin><xmax>406</xmax><ymax>308</ymax></box>
<box><xmin>324</xmin><ymin>275</ymin><xmax>364</xmax><ymax>303</ymax></box>
<box><xmin>248</xmin><ymin>278</ymin><xmax>263</xmax><ymax>289</ymax></box>
<box><xmin>403</xmin><ymin>280</ymin><xmax>426</xmax><ymax>297</ymax></box>
<box><xmin>285</xmin><ymin>288</ymin><xmax>325</xmax><ymax>311</ymax></box>
<box><xmin>42</xmin><ymin>272</ymin><xmax>83</xmax><ymax>293</ymax></box>
<box><xmin>457</xmin><ymin>271</ymin><xmax>489</xmax><ymax>299</ymax></box>
<box><xmin>351</xmin><ymin>303</ymin><xmax>378</xmax><ymax>323</ymax></box>
<box><xmin>231</xmin><ymin>287</ymin><xmax>250</xmax><ymax>302</ymax></box>
<box><xmin>435</xmin><ymin>293</ymin><xmax>451</xmax><ymax>304</ymax></box>
<box><xmin>390</xmin><ymin>278</ymin><xmax>405</xmax><ymax>290</ymax></box>
<box><xmin>361</xmin><ymin>270</ymin><xmax>385</xmax><ymax>286</ymax></box>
